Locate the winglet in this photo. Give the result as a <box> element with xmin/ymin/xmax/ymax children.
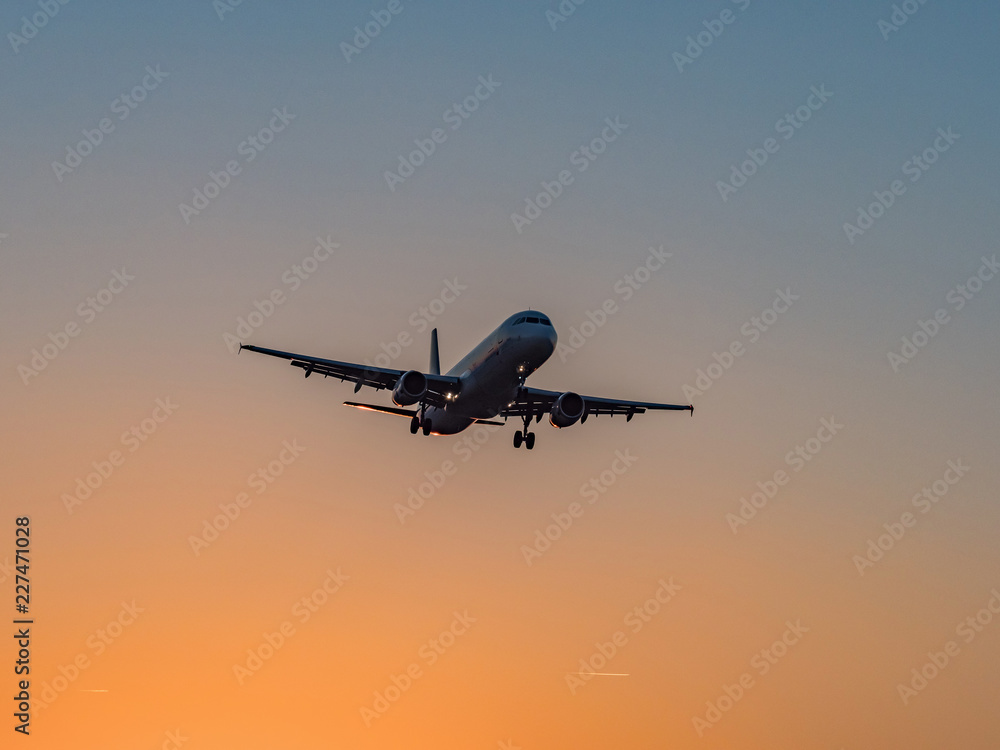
<box><xmin>238</xmin><ymin>343</ymin><xmax>244</xmax><ymax>354</ymax></box>
<box><xmin>430</xmin><ymin>328</ymin><xmax>440</xmax><ymax>375</ymax></box>
<box><xmin>690</xmin><ymin>404</ymin><xmax>694</xmax><ymax>417</ymax></box>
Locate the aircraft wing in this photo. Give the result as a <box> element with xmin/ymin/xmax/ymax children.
<box><xmin>502</xmin><ymin>386</ymin><xmax>692</xmax><ymax>421</ymax></box>
<box><xmin>239</xmin><ymin>344</ymin><xmax>461</xmax><ymax>408</ymax></box>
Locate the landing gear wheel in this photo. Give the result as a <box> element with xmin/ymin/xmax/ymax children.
<box><xmin>422</xmin><ymin>418</ymin><xmax>432</xmax><ymax>436</ymax></box>
<box><xmin>516</xmin><ymin>412</ymin><xmax>535</xmax><ymax>450</ymax></box>
<box><xmin>410</xmin><ymin>415</ymin><xmax>420</xmax><ymax>434</ymax></box>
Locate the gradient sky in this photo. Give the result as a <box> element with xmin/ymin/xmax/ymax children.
<box><xmin>3</xmin><ymin>1</ymin><xmax>1000</xmax><ymax>748</ymax></box>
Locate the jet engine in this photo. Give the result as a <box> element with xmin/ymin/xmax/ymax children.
<box><xmin>392</xmin><ymin>370</ymin><xmax>427</xmax><ymax>406</ymax></box>
<box><xmin>549</xmin><ymin>391</ymin><xmax>585</xmax><ymax>428</ymax></box>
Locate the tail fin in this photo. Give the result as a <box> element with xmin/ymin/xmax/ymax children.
<box><xmin>429</xmin><ymin>328</ymin><xmax>440</xmax><ymax>375</ymax></box>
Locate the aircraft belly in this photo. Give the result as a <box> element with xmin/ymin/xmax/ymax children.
<box><xmin>424</xmin><ymin>407</ymin><xmax>473</xmax><ymax>435</ymax></box>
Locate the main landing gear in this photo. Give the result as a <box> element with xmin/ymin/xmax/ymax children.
<box><xmin>410</xmin><ymin>405</ymin><xmax>432</xmax><ymax>436</ymax></box>
<box><xmin>513</xmin><ymin>412</ymin><xmax>536</xmax><ymax>450</ymax></box>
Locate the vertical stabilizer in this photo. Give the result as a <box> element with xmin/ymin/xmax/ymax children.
<box><xmin>429</xmin><ymin>329</ymin><xmax>440</xmax><ymax>375</ymax></box>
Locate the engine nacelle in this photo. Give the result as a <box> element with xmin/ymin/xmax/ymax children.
<box><xmin>392</xmin><ymin>370</ymin><xmax>427</xmax><ymax>406</ymax></box>
<box><xmin>549</xmin><ymin>391</ymin><xmax>585</xmax><ymax>428</ymax></box>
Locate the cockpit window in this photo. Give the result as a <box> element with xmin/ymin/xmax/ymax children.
<box><xmin>515</xmin><ymin>315</ymin><xmax>552</xmax><ymax>326</ymax></box>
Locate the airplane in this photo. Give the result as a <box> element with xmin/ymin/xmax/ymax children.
<box><xmin>239</xmin><ymin>310</ymin><xmax>692</xmax><ymax>449</ymax></box>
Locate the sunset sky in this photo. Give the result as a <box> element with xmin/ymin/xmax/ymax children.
<box><xmin>3</xmin><ymin>1</ymin><xmax>1000</xmax><ymax>748</ymax></box>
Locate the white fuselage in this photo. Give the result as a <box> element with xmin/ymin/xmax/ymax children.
<box><xmin>424</xmin><ymin>311</ymin><xmax>557</xmax><ymax>434</ymax></box>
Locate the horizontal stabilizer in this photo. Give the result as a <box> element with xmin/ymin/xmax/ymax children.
<box><xmin>343</xmin><ymin>402</ymin><xmax>417</xmax><ymax>418</ymax></box>
<box><xmin>344</xmin><ymin>401</ymin><xmax>504</xmax><ymax>427</ymax></box>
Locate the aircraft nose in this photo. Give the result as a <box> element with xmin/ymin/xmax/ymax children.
<box><xmin>547</xmin><ymin>327</ymin><xmax>558</xmax><ymax>352</ymax></box>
